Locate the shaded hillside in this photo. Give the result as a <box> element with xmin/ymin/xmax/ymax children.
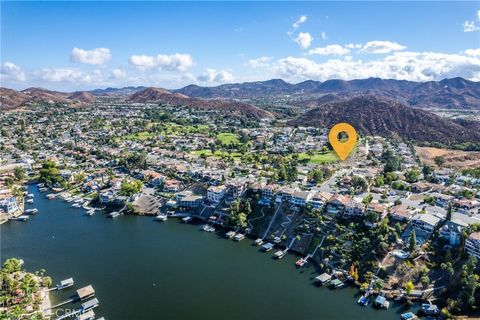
<box><xmin>175</xmin><ymin>77</ymin><xmax>480</xmax><ymax>110</ymax></box>
<box><xmin>289</xmin><ymin>96</ymin><xmax>480</xmax><ymax>146</ymax></box>
<box><xmin>127</xmin><ymin>87</ymin><xmax>273</xmax><ymax>119</ymax></box>
<box><xmin>174</xmin><ymin>79</ymin><xmax>297</xmax><ymax>98</ymax></box>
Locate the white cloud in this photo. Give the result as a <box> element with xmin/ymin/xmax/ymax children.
<box><xmin>35</xmin><ymin>68</ymin><xmax>104</xmax><ymax>84</ymax></box>
<box><xmin>273</xmin><ymin>51</ymin><xmax>480</xmax><ymax>82</ymax></box>
<box><xmin>465</xmin><ymin>48</ymin><xmax>480</xmax><ymax>56</ymax></box>
<box><xmin>320</xmin><ymin>32</ymin><xmax>327</xmax><ymax>40</ymax></box>
<box><xmin>0</xmin><ymin>62</ymin><xmax>26</xmax><ymax>82</ymax></box>
<box><xmin>292</xmin><ymin>15</ymin><xmax>307</xmax><ymax>29</ymax></box>
<box><xmin>307</xmin><ymin>45</ymin><xmax>350</xmax><ymax>56</ymax></box>
<box><xmin>345</xmin><ymin>43</ymin><xmax>362</xmax><ymax>49</ymax></box>
<box><xmin>247</xmin><ymin>56</ymin><xmax>272</xmax><ymax>68</ymax></box>
<box><xmin>294</xmin><ymin>32</ymin><xmax>313</xmax><ymax>49</ymax></box>
<box><xmin>111</xmin><ymin>68</ymin><xmax>127</xmax><ymax>79</ymax></box>
<box><xmin>71</xmin><ymin>47</ymin><xmax>111</xmax><ymax>65</ymax></box>
<box><xmin>477</xmin><ymin>10</ymin><xmax>480</xmax><ymax>20</ymax></box>
<box><xmin>359</xmin><ymin>41</ymin><xmax>406</xmax><ymax>54</ymax></box>
<box><xmin>129</xmin><ymin>53</ymin><xmax>193</xmax><ymax>71</ymax></box>
<box><xmin>196</xmin><ymin>68</ymin><xmax>234</xmax><ymax>83</ymax></box>
<box><xmin>463</xmin><ymin>20</ymin><xmax>480</xmax><ymax>32</ymax></box>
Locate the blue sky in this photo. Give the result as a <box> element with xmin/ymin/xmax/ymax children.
<box><xmin>1</xmin><ymin>1</ymin><xmax>479</xmax><ymax>91</ymax></box>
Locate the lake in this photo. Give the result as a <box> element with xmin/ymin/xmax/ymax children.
<box><xmin>1</xmin><ymin>184</ymin><xmax>416</xmax><ymax>320</ymax></box>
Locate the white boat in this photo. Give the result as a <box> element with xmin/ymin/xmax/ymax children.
<box><xmin>261</xmin><ymin>242</ymin><xmax>274</xmax><ymax>252</ymax></box>
<box><xmin>255</xmin><ymin>238</ymin><xmax>263</xmax><ymax>246</ymax></box>
<box><xmin>46</xmin><ymin>194</ymin><xmax>56</xmax><ymax>199</ymax></box>
<box><xmin>274</xmin><ymin>250</ymin><xmax>287</xmax><ymax>259</ymax></box>
<box><xmin>25</xmin><ymin>208</ymin><xmax>38</xmax><ymax>215</ymax></box>
<box><xmin>202</xmin><ymin>224</ymin><xmax>215</xmax><ymax>232</ymax></box>
<box><xmin>155</xmin><ymin>214</ymin><xmax>168</xmax><ymax>222</ymax></box>
<box><xmin>12</xmin><ymin>215</ymin><xmax>29</xmax><ymax>221</ymax></box>
<box><xmin>226</xmin><ymin>231</ymin><xmax>236</xmax><ymax>239</ymax></box>
<box><xmin>27</xmin><ymin>193</ymin><xmax>34</xmax><ymax>198</ymax></box>
<box><xmin>182</xmin><ymin>216</ymin><xmax>193</xmax><ymax>223</ymax></box>
<box><xmin>26</xmin><ymin>199</ymin><xmax>34</xmax><ymax>204</ymax></box>
<box><xmin>72</xmin><ymin>203</ymin><xmax>82</xmax><ymax>208</ymax></box>
<box><xmin>39</xmin><ymin>187</ymin><xmax>48</xmax><ymax>192</ymax></box>
<box><xmin>109</xmin><ymin>212</ymin><xmax>120</xmax><ymax>218</ymax></box>
<box><xmin>234</xmin><ymin>233</ymin><xmax>245</xmax><ymax>241</ymax></box>
<box><xmin>86</xmin><ymin>209</ymin><xmax>95</xmax><ymax>216</ymax></box>
<box><xmin>37</xmin><ymin>183</ymin><xmax>45</xmax><ymax>188</ymax></box>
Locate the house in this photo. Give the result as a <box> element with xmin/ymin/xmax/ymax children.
<box><xmin>164</xmin><ymin>180</ymin><xmax>181</xmax><ymax>193</ymax></box>
<box><xmin>465</xmin><ymin>232</ymin><xmax>480</xmax><ymax>259</ymax></box>
<box><xmin>207</xmin><ymin>185</ymin><xmax>226</xmax><ymax>203</ymax></box>
<box><xmin>431</xmin><ymin>192</ymin><xmax>454</xmax><ymax>208</ymax></box>
<box><xmin>291</xmin><ymin>190</ymin><xmax>312</xmax><ymax>207</ymax></box>
<box><xmin>0</xmin><ymin>197</ymin><xmax>19</xmax><ymax>214</ymax></box>
<box><xmin>310</xmin><ymin>192</ymin><xmax>331</xmax><ymax>210</ymax></box>
<box><xmin>326</xmin><ymin>194</ymin><xmax>349</xmax><ymax>214</ymax></box>
<box><xmin>99</xmin><ymin>189</ymin><xmax>117</xmax><ymax>204</ymax></box>
<box><xmin>179</xmin><ymin>195</ymin><xmax>203</xmax><ymax>208</ymax></box>
<box><xmin>411</xmin><ymin>182</ymin><xmax>431</xmax><ymax>193</ymax></box>
<box><xmin>343</xmin><ymin>198</ymin><xmax>364</xmax><ymax>218</ymax></box>
<box><xmin>366</xmin><ymin>203</ymin><xmax>387</xmax><ymax>220</ymax></box>
<box><xmin>440</xmin><ymin>219</ymin><xmax>467</xmax><ymax>246</ymax></box>
<box><xmin>389</xmin><ymin>205</ymin><xmax>414</xmax><ymax>221</ymax></box>
<box><xmin>261</xmin><ymin>184</ymin><xmax>276</xmax><ymax>199</ymax></box>
<box><xmin>226</xmin><ymin>179</ymin><xmax>246</xmax><ymax>200</ymax></box>
<box><xmin>411</xmin><ymin>213</ymin><xmax>442</xmax><ymax>235</ymax></box>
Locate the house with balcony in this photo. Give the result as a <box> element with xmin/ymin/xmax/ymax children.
<box><xmin>465</xmin><ymin>232</ymin><xmax>480</xmax><ymax>259</ymax></box>
<box><xmin>207</xmin><ymin>185</ymin><xmax>226</xmax><ymax>203</ymax></box>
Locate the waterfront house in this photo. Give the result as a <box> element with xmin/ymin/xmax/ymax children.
<box><xmin>164</xmin><ymin>180</ymin><xmax>181</xmax><ymax>193</ymax></box>
<box><xmin>310</xmin><ymin>192</ymin><xmax>331</xmax><ymax>210</ymax></box>
<box><xmin>179</xmin><ymin>195</ymin><xmax>204</xmax><ymax>208</ymax></box>
<box><xmin>207</xmin><ymin>185</ymin><xmax>226</xmax><ymax>203</ymax></box>
<box><xmin>465</xmin><ymin>232</ymin><xmax>480</xmax><ymax>259</ymax></box>
<box><xmin>226</xmin><ymin>179</ymin><xmax>246</xmax><ymax>200</ymax></box>
<box><xmin>261</xmin><ymin>184</ymin><xmax>276</xmax><ymax>199</ymax></box>
<box><xmin>0</xmin><ymin>196</ymin><xmax>19</xmax><ymax>214</ymax></box>
<box><xmin>99</xmin><ymin>189</ymin><xmax>117</xmax><ymax>204</ymax></box>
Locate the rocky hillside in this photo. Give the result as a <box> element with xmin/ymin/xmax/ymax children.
<box><xmin>289</xmin><ymin>95</ymin><xmax>480</xmax><ymax>145</ymax></box>
<box><xmin>127</xmin><ymin>87</ymin><xmax>273</xmax><ymax>119</ymax></box>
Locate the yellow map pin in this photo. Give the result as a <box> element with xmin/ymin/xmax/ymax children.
<box><xmin>328</xmin><ymin>123</ymin><xmax>357</xmax><ymax>161</ymax></box>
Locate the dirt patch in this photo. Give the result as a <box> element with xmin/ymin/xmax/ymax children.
<box><xmin>414</xmin><ymin>146</ymin><xmax>480</xmax><ymax>169</ymax></box>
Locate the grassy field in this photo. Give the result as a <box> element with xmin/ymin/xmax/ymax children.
<box><xmin>297</xmin><ymin>151</ymin><xmax>339</xmax><ymax>164</ymax></box>
<box><xmin>217</xmin><ymin>133</ymin><xmax>239</xmax><ymax>144</ymax></box>
<box><xmin>121</xmin><ymin>131</ymin><xmax>156</xmax><ymax>141</ymax></box>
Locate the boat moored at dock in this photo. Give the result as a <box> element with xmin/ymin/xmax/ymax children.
<box><xmin>201</xmin><ymin>224</ymin><xmax>215</xmax><ymax>232</ymax></box>
<box><xmin>261</xmin><ymin>242</ymin><xmax>274</xmax><ymax>252</ymax></box>
<box><xmin>25</xmin><ymin>208</ymin><xmax>38</xmax><ymax>215</ymax></box>
<box><xmin>108</xmin><ymin>212</ymin><xmax>120</xmax><ymax>218</ymax></box>
<box><xmin>11</xmin><ymin>215</ymin><xmax>29</xmax><ymax>221</ymax></box>
<box><xmin>233</xmin><ymin>233</ymin><xmax>245</xmax><ymax>241</ymax></box>
<box><xmin>56</xmin><ymin>278</ymin><xmax>75</xmax><ymax>290</ymax></box>
<box><xmin>155</xmin><ymin>214</ymin><xmax>168</xmax><ymax>222</ymax></box>
<box><xmin>226</xmin><ymin>231</ymin><xmax>236</xmax><ymax>239</ymax></box>
<box><xmin>182</xmin><ymin>216</ymin><xmax>193</xmax><ymax>223</ymax></box>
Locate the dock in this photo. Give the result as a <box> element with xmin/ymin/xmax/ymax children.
<box><xmin>108</xmin><ymin>211</ymin><xmax>120</xmax><ymax>218</ymax></box>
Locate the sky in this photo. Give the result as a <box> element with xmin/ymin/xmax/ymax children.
<box><xmin>1</xmin><ymin>1</ymin><xmax>480</xmax><ymax>91</ymax></box>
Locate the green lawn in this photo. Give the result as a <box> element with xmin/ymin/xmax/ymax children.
<box><xmin>120</xmin><ymin>131</ymin><xmax>156</xmax><ymax>141</ymax></box>
<box><xmin>217</xmin><ymin>133</ymin><xmax>239</xmax><ymax>145</ymax></box>
<box><xmin>297</xmin><ymin>151</ymin><xmax>339</xmax><ymax>164</ymax></box>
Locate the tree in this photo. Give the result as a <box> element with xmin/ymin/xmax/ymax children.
<box><xmin>434</xmin><ymin>156</ymin><xmax>445</xmax><ymax>167</ymax></box>
<box><xmin>362</xmin><ymin>194</ymin><xmax>373</xmax><ymax>207</ymax></box>
<box><xmin>121</xmin><ymin>179</ymin><xmax>143</xmax><ymax>197</ymax></box>
<box><xmin>14</xmin><ymin>167</ymin><xmax>25</xmax><ymax>181</ymax></box>
<box><xmin>405</xmin><ymin>169</ymin><xmax>420</xmax><ymax>183</ymax></box>
<box><xmin>409</xmin><ymin>230</ymin><xmax>417</xmax><ymax>252</ymax></box>
<box><xmin>446</xmin><ymin>204</ymin><xmax>453</xmax><ymax>221</ymax></box>
<box><xmin>405</xmin><ymin>281</ymin><xmax>414</xmax><ymax>294</ymax></box>
<box><xmin>422</xmin><ymin>165</ymin><xmax>433</xmax><ymax>177</ymax></box>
